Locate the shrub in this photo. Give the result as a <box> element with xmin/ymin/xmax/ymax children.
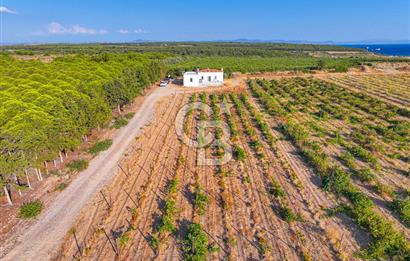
<box><xmin>183</xmin><ymin>223</ymin><xmax>209</xmax><ymax>261</ymax></box>
<box><xmin>158</xmin><ymin>199</ymin><xmax>177</xmax><ymax>234</ymax></box>
<box><xmin>281</xmin><ymin>121</ymin><xmax>308</xmax><ymax>143</ymax></box>
<box><xmin>307</xmin><ymin>121</ymin><xmax>327</xmax><ymax>137</ymax></box>
<box><xmin>233</xmin><ymin>144</ymin><xmax>246</xmax><ymax>161</ymax></box>
<box><xmin>374</xmin><ymin>182</ymin><xmax>394</xmax><ymax>197</ymax></box>
<box><xmin>67</xmin><ymin>159</ymin><xmax>89</xmax><ymax>172</ymax></box>
<box><xmin>349</xmin><ymin>115</ymin><xmax>364</xmax><ymax>124</ymax></box>
<box><xmin>333</xmin><ymin>64</ymin><xmax>349</xmax><ymax>73</ymax></box>
<box><xmin>303</xmin><ymin>252</ymin><xmax>314</xmax><ymax>261</ymax></box>
<box><xmin>390</xmin><ymin>194</ymin><xmax>410</xmax><ymax>227</ymax></box>
<box><xmin>20</xmin><ymin>200</ymin><xmax>43</xmax><ymax>219</ymax></box>
<box><xmin>339</xmin><ymin>151</ymin><xmax>356</xmax><ymax>169</ymax></box>
<box><xmin>322</xmin><ymin>167</ymin><xmax>351</xmax><ymax>193</ymax></box>
<box><xmin>355</xmin><ymin>168</ymin><xmax>375</xmax><ymax>183</ymax></box>
<box><xmin>199</xmin><ymin>92</ymin><xmax>206</xmax><ymax>102</ymax></box>
<box><xmin>167</xmin><ymin>178</ymin><xmax>179</xmax><ymax>194</ymax></box>
<box><xmin>88</xmin><ymin>139</ymin><xmax>113</xmax><ymax>155</ymax></box>
<box><xmin>56</xmin><ymin>182</ymin><xmax>67</xmax><ymax>191</ymax></box>
<box><xmin>124</xmin><ymin>112</ymin><xmax>135</xmax><ymax>120</ymax></box>
<box><xmin>257</xmin><ymin>234</ymin><xmax>272</xmax><ymax>255</ymax></box>
<box><xmin>228</xmin><ymin>119</ymin><xmax>238</xmax><ymax>137</ymax></box>
<box><xmin>278</xmin><ymin>204</ymin><xmax>303</xmax><ymax>223</ymax></box>
<box><xmin>345</xmin><ymin>189</ymin><xmax>373</xmax><ymax>210</ymax></box>
<box><xmin>301</xmin><ymin>147</ymin><xmax>330</xmax><ymax>176</ymax></box>
<box><xmin>112</xmin><ymin>117</ymin><xmax>128</xmax><ymax>129</ymax></box>
<box><xmin>243</xmin><ymin>176</ymin><xmax>251</xmax><ymax>184</ymax></box>
<box><xmin>325</xmin><ymin>205</ymin><xmax>346</xmax><ymax>217</ymax></box>
<box><xmin>214</xmin><ymin>145</ymin><xmax>225</xmax><ymax>158</ymax></box>
<box><xmin>269</xmin><ymin>179</ymin><xmax>284</xmax><ymax>198</ymax></box>
<box><xmin>208</xmin><ymin>243</ymin><xmax>220</xmax><ymax>253</ymax></box>
<box><xmin>149</xmin><ymin>234</ymin><xmax>159</xmax><ymax>252</ymax></box>
<box><xmin>340</xmin><ymin>152</ymin><xmax>375</xmax><ymax>183</ymax></box>
<box><xmin>194</xmin><ymin>186</ymin><xmax>209</xmax><ymax>215</ymax></box>
<box><xmin>158</xmin><ymin>215</ymin><xmax>176</xmax><ymax>234</ymax></box>
<box><xmin>118</xmin><ymin>231</ymin><xmax>131</xmax><ymax>248</ymax></box>
<box><xmin>215</xmin><ymin>127</ymin><xmax>223</xmax><ymax>140</ymax></box>
<box><xmin>249</xmin><ymin>140</ymin><xmax>261</xmax><ymax>148</ymax></box>
<box><xmin>348</xmin><ymin>145</ymin><xmax>378</xmax><ymax>167</ymax></box>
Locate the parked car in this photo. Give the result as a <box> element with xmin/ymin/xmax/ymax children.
<box><xmin>160</xmin><ymin>81</ymin><xmax>168</xmax><ymax>87</ymax></box>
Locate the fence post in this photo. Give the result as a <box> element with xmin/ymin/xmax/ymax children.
<box><xmin>100</xmin><ymin>190</ymin><xmax>111</xmax><ymax>209</ymax></box>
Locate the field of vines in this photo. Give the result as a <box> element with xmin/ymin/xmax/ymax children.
<box><xmin>167</xmin><ymin>56</ymin><xmax>362</xmax><ymax>74</ymax></box>
<box><xmin>249</xmin><ymin>77</ymin><xmax>409</xmax><ymax>260</ymax></box>
<box><xmin>321</xmin><ymin>74</ymin><xmax>410</xmax><ymax>108</ymax></box>
<box><xmin>53</xmin><ymin>72</ymin><xmax>410</xmax><ymax>260</ymax></box>
<box><xmin>53</xmin><ymin>90</ymin><xmax>340</xmax><ymax>260</ymax></box>
<box><xmin>166</xmin><ymin>56</ymin><xmax>410</xmax><ymax>76</ymax></box>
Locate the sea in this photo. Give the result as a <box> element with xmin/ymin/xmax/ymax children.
<box><xmin>343</xmin><ymin>44</ymin><xmax>410</xmax><ymax>57</ymax></box>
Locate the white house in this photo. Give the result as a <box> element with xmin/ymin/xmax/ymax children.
<box><xmin>183</xmin><ymin>68</ymin><xmax>224</xmax><ymax>87</ymax></box>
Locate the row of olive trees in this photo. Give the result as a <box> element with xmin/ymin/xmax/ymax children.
<box><xmin>0</xmin><ymin>53</ymin><xmax>163</xmax><ymax>205</ymax></box>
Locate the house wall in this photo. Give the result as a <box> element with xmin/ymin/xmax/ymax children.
<box><xmin>183</xmin><ymin>74</ymin><xmax>201</xmax><ymax>87</ymax></box>
<box><xmin>183</xmin><ymin>72</ymin><xmax>224</xmax><ymax>87</ymax></box>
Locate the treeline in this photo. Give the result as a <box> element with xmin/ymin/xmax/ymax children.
<box><xmin>0</xmin><ymin>53</ymin><xmax>163</xmax><ymax>204</ymax></box>
<box><xmin>4</xmin><ymin>43</ymin><xmax>408</xmax><ymax>78</ymax></box>
<box><xmin>1</xmin><ymin>42</ymin><xmax>364</xmax><ymax>56</ymax></box>
<box><xmin>170</xmin><ymin>54</ymin><xmax>409</xmax><ymax>77</ymax></box>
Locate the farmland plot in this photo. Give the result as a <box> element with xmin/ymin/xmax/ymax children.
<box><xmin>53</xmin><ymin>94</ymin><xmax>341</xmax><ymax>260</ymax></box>
<box><xmin>249</xmin><ymin>77</ymin><xmax>409</xmax><ymax>260</ymax></box>
<box><xmin>54</xmin><ymin>75</ymin><xmax>409</xmax><ymax>261</ymax></box>
<box><xmin>320</xmin><ymin>74</ymin><xmax>410</xmax><ymax>108</ymax></box>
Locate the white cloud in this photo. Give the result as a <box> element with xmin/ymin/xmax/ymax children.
<box><xmin>119</xmin><ymin>29</ymin><xmax>129</xmax><ymax>34</ymax></box>
<box><xmin>47</xmin><ymin>22</ymin><xmax>108</xmax><ymax>35</ymax></box>
<box><xmin>0</xmin><ymin>6</ymin><xmax>17</xmax><ymax>14</ymax></box>
<box><xmin>118</xmin><ymin>28</ymin><xmax>150</xmax><ymax>34</ymax></box>
<box><xmin>134</xmin><ymin>28</ymin><xmax>150</xmax><ymax>34</ymax></box>
<box><xmin>48</xmin><ymin>22</ymin><xmax>65</xmax><ymax>34</ymax></box>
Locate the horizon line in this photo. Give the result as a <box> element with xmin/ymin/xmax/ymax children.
<box><xmin>1</xmin><ymin>39</ymin><xmax>409</xmax><ymax>46</ymax></box>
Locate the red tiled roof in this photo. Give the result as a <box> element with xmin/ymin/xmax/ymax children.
<box><xmin>199</xmin><ymin>68</ymin><xmax>223</xmax><ymax>72</ymax></box>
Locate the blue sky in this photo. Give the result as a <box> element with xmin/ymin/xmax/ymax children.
<box><xmin>1</xmin><ymin>0</ymin><xmax>409</xmax><ymax>43</ymax></box>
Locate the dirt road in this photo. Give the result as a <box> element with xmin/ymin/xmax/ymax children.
<box><xmin>2</xmin><ymin>86</ymin><xmax>179</xmax><ymax>261</ymax></box>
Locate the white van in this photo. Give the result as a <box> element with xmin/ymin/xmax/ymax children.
<box><xmin>159</xmin><ymin>80</ymin><xmax>168</xmax><ymax>87</ymax></box>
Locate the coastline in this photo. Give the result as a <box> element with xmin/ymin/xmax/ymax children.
<box><xmin>342</xmin><ymin>43</ymin><xmax>410</xmax><ymax>57</ymax></box>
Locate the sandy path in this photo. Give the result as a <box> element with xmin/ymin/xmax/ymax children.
<box><xmin>2</xmin><ymin>87</ymin><xmax>179</xmax><ymax>261</ymax></box>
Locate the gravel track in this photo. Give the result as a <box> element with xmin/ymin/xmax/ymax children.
<box><xmin>2</xmin><ymin>87</ymin><xmax>179</xmax><ymax>261</ymax></box>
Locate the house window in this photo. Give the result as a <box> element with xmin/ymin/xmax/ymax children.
<box><xmin>190</xmin><ymin>78</ymin><xmax>193</xmax><ymax>82</ymax></box>
<box><xmin>208</xmin><ymin>76</ymin><xmax>211</xmax><ymax>81</ymax></box>
<box><xmin>214</xmin><ymin>76</ymin><xmax>217</xmax><ymax>80</ymax></box>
